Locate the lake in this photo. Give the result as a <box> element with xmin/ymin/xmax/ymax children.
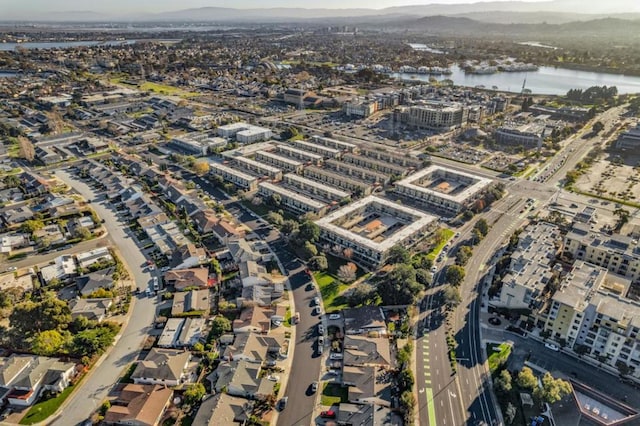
<box><xmin>391</xmin><ymin>65</ymin><xmax>640</xmax><ymax>95</ymax></box>
<box><xmin>0</xmin><ymin>40</ymin><xmax>137</xmax><ymax>51</ymax></box>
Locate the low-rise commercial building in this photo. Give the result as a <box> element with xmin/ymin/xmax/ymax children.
<box><xmin>394</xmin><ymin>165</ymin><xmax>492</xmax><ymax>215</ymax></box>
<box><xmin>494</xmin><ymin>122</ymin><xmax>548</xmax><ymax>150</ymax></box>
<box><xmin>315</xmin><ymin>196</ymin><xmax>437</xmax><ymax>269</ymax></box>
<box><xmin>236</xmin><ymin>126</ymin><xmax>273</xmax><ymax>144</ymax></box>
<box><xmin>616</xmin><ymin>123</ymin><xmax>640</xmax><ymax>150</ymax></box>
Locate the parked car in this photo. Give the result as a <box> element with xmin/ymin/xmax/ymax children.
<box><xmin>328</xmin><ymin>314</ymin><xmax>341</xmax><ymax>320</ymax></box>
<box><xmin>312</xmin><ymin>297</ymin><xmax>320</xmax><ymax>306</ymax></box>
<box><xmin>544</xmin><ymin>343</ymin><xmax>560</xmax><ymax>352</ymax></box>
<box><xmin>152</xmin><ymin>277</ymin><xmax>159</xmax><ymax>291</ymax></box>
<box><xmin>313</xmin><ymin>306</ymin><xmax>321</xmax><ymax>315</ymax></box>
<box><xmin>321</xmin><ymin>410</ymin><xmax>336</xmax><ymax>419</ymax></box>
<box><xmin>279</xmin><ymin>397</ymin><xmax>288</xmax><ymax>410</ymax></box>
<box><xmin>330</xmin><ymin>353</ymin><xmax>343</xmax><ymax>360</ymax></box>
<box><xmin>318</xmin><ymin>336</ymin><xmax>324</xmax><ymax>345</ymax></box>
<box><xmin>267</xmin><ymin>375</ymin><xmax>280</xmax><ymax>382</ymax></box>
<box><xmin>318</xmin><ymin>323</ymin><xmax>324</xmax><ymax>334</ymax></box>
<box><xmin>310</xmin><ymin>382</ymin><xmax>318</xmax><ymax>393</ymax></box>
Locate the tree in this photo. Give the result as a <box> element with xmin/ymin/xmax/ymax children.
<box><xmin>337</xmin><ymin>263</ymin><xmax>358</xmax><ymax>283</ymax></box>
<box><xmin>192</xmin><ymin>161</ymin><xmax>210</xmax><ymax>175</ymax></box>
<box><xmin>183</xmin><ymin>383</ymin><xmax>206</xmax><ymax>406</ymax></box>
<box><xmin>400</xmin><ymin>390</ymin><xmax>416</xmax><ymax>423</ymax></box>
<box><xmin>21</xmin><ymin>219</ymin><xmax>44</xmax><ymax>234</ymax></box>
<box><xmin>517</xmin><ymin>366</ymin><xmax>538</xmax><ymax>390</ymax></box>
<box><xmin>10</xmin><ymin>293</ymin><xmax>72</xmax><ymax>336</ymax></box>
<box><xmin>398</xmin><ymin>369</ymin><xmax>415</xmax><ymax>392</ymax></box>
<box><xmin>347</xmin><ymin>284</ymin><xmax>375</xmax><ymax>307</ymax></box>
<box><xmin>309</xmin><ymin>255</ymin><xmax>328</xmax><ymax>271</ymax></box>
<box><xmin>387</xmin><ymin>244</ymin><xmax>410</xmax><ymax>265</ymax></box>
<box><xmin>474</xmin><ymin>218</ymin><xmax>490</xmax><ymax>237</ymax></box>
<box><xmin>376</xmin><ymin>264</ymin><xmax>420</xmax><ymax>305</ymax></box>
<box><xmin>209</xmin><ymin>316</ymin><xmax>231</xmax><ymax>342</ymax></box>
<box><xmin>446</xmin><ymin>265</ymin><xmax>466</xmax><ymax>286</ymax></box>
<box><xmin>415</xmin><ymin>269</ymin><xmax>432</xmax><ymax>287</ymax></box>
<box><xmin>299</xmin><ymin>221</ymin><xmax>320</xmax><ymax>243</ymax></box>
<box><xmin>614</xmin><ymin>208</ymin><xmax>630</xmax><ymax>232</ymax></box>
<box><xmin>17</xmin><ymin>136</ymin><xmax>35</xmax><ymax>162</ymax></box>
<box><xmin>270</xmin><ymin>193</ymin><xmax>282</xmax><ymax>206</ymax></box>
<box><xmin>534</xmin><ymin>372</ymin><xmax>571</xmax><ymax>404</ymax></box>
<box><xmin>71</xmin><ymin>323</ymin><xmax>119</xmax><ymax>357</ymax></box>
<box><xmin>592</xmin><ymin>121</ymin><xmax>605</xmax><ymax>134</ymax></box>
<box><xmin>3</xmin><ymin>174</ymin><xmax>20</xmax><ymax>188</ymax></box>
<box><xmin>471</xmin><ymin>228</ymin><xmax>484</xmax><ymax>245</ymax></box>
<box><xmin>302</xmin><ymin>241</ymin><xmax>318</xmax><ymax>259</ymax></box>
<box><xmin>31</xmin><ymin>329</ymin><xmax>68</xmax><ymax>356</ymax></box>
<box><xmin>495</xmin><ymin>369</ymin><xmax>513</xmax><ymax>394</ymax></box>
<box><xmin>266</xmin><ymin>211</ymin><xmax>284</xmax><ymax>226</ymax></box>
<box><xmin>193</xmin><ymin>342</ymin><xmax>205</xmax><ymax>353</ymax></box>
<box><xmin>456</xmin><ymin>246</ymin><xmax>473</xmax><ymax>266</ymax></box>
<box><xmin>443</xmin><ymin>286</ymin><xmax>461</xmax><ymax>308</ymax></box>
<box><xmin>280</xmin><ymin>219</ymin><xmax>299</xmax><ymax>235</ymax></box>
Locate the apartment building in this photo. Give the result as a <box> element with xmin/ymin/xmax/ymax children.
<box><xmin>495</xmin><ymin>222</ymin><xmax>562</xmax><ymax>310</ymax></box>
<box><xmin>358</xmin><ymin>146</ymin><xmax>423</xmax><ymax>169</ymax></box>
<box><xmin>394</xmin><ymin>165</ymin><xmax>492</xmax><ymax>215</ymax></box>
<box><xmin>275</xmin><ymin>144</ymin><xmax>324</xmax><ymax>165</ymax></box>
<box><xmin>254</xmin><ymin>151</ymin><xmax>304</xmax><ymax>174</ymax></box>
<box><xmin>209</xmin><ymin>162</ymin><xmax>258</xmax><ymax>191</ymax></box>
<box><xmin>303</xmin><ymin>166</ymin><xmax>373</xmax><ymax>196</ymax></box>
<box><xmin>325</xmin><ymin>159</ymin><xmax>390</xmax><ymax>185</ymax></box>
<box><xmin>315</xmin><ymin>196</ymin><xmax>437</xmax><ymax>269</ymax></box>
<box><xmin>292</xmin><ymin>140</ymin><xmax>341</xmax><ymax>159</ymax></box>
<box><xmin>284</xmin><ymin>173</ymin><xmax>350</xmax><ymax>202</ymax></box>
<box><xmin>258</xmin><ymin>182</ymin><xmax>328</xmax><ymax>217</ymax></box>
<box><xmin>564</xmin><ymin>223</ymin><xmax>640</xmax><ymax>283</ymax></box>
<box><xmin>311</xmin><ymin>135</ymin><xmax>358</xmax><ymax>153</ymax></box>
<box><xmin>342</xmin><ymin>153</ymin><xmax>407</xmax><ymax>177</ymax></box>
<box><xmin>234</xmin><ymin>157</ymin><xmax>283</xmax><ymax>181</ymax></box>
<box><xmin>236</xmin><ymin>127</ymin><xmax>273</xmax><ymax>144</ymax></box>
<box><xmin>540</xmin><ymin>261</ymin><xmax>640</xmax><ymax>378</ymax></box>
<box><xmin>398</xmin><ymin>102</ymin><xmax>469</xmax><ymax>131</ymax></box>
<box><xmin>342</xmin><ymin>99</ymin><xmax>378</xmax><ymax>118</ymax></box>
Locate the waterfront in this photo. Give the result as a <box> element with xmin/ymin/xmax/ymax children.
<box><xmin>392</xmin><ymin>65</ymin><xmax>640</xmax><ymax>95</ymax></box>
<box><xmin>0</xmin><ymin>39</ymin><xmax>137</xmax><ymax>51</ymax></box>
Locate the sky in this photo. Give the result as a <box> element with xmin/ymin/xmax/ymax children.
<box><xmin>0</xmin><ymin>0</ymin><xmax>553</xmax><ymax>14</ymax></box>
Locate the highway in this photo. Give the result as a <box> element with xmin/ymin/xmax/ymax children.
<box><xmin>51</xmin><ymin>169</ymin><xmax>158</xmax><ymax>426</ymax></box>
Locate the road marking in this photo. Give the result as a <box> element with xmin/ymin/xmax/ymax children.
<box><xmin>426</xmin><ymin>387</ymin><xmax>437</xmax><ymax>426</ymax></box>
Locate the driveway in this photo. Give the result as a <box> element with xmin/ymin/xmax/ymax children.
<box><xmin>48</xmin><ymin>170</ymin><xmax>159</xmax><ymax>425</ymax></box>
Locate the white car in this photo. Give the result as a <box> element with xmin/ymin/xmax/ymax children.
<box><xmin>267</xmin><ymin>375</ymin><xmax>280</xmax><ymax>382</ymax></box>
<box><xmin>544</xmin><ymin>343</ymin><xmax>560</xmax><ymax>352</ymax></box>
<box><xmin>318</xmin><ymin>336</ymin><xmax>324</xmax><ymax>345</ymax></box>
<box><xmin>318</xmin><ymin>324</ymin><xmax>324</xmax><ymax>334</ymax></box>
<box><xmin>328</xmin><ymin>314</ymin><xmax>341</xmax><ymax>320</ymax></box>
<box><xmin>329</xmin><ymin>353</ymin><xmax>343</xmax><ymax>360</ymax></box>
<box><xmin>430</xmin><ymin>266</ymin><xmax>438</xmax><ymax>273</ymax></box>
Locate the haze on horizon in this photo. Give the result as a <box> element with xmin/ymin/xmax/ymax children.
<box><xmin>0</xmin><ymin>0</ymin><xmax>623</xmax><ymax>15</ymax></box>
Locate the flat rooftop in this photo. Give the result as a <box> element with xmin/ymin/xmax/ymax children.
<box><xmin>316</xmin><ymin>196</ymin><xmax>437</xmax><ymax>253</ymax></box>
<box><xmin>259</xmin><ymin>182</ymin><xmax>326</xmax><ymax>209</ymax></box>
<box><xmin>396</xmin><ymin>165</ymin><xmax>492</xmax><ymax>204</ymax></box>
<box><xmin>209</xmin><ymin>162</ymin><xmax>257</xmax><ymax>182</ymax></box>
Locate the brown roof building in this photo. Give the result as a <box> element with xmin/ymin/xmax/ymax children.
<box><xmin>164</xmin><ymin>268</ymin><xmax>210</xmax><ymax>291</ymax></box>
<box><xmin>104</xmin><ymin>384</ymin><xmax>173</xmax><ymax>426</ymax></box>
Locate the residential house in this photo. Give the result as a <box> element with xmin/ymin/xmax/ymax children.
<box><xmin>131</xmin><ymin>348</ymin><xmax>192</xmax><ymax>387</ymax></box>
<box><xmin>171</xmin><ymin>289</ymin><xmax>210</xmax><ymax>316</ymax></box>
<box><xmin>0</xmin><ymin>233</ymin><xmax>30</xmax><ymax>254</ymax></box>
<box><xmin>2</xmin><ymin>205</ymin><xmax>35</xmax><ymax>226</ymax></box>
<box><xmin>173</xmin><ymin>243</ymin><xmax>207</xmax><ymax>269</ymax></box>
<box><xmin>76</xmin><ymin>247</ymin><xmax>113</xmax><ymax>270</ymax></box>
<box><xmin>0</xmin><ymin>355</ymin><xmax>76</xmax><ymax>406</ymax></box>
<box><xmin>342</xmin><ymin>365</ymin><xmax>376</xmax><ymax>405</ymax></box>
<box><xmin>212</xmin><ymin>360</ymin><xmax>273</xmax><ymax>399</ymax></box>
<box><xmin>75</xmin><ymin>268</ymin><xmax>114</xmax><ymax>297</ymax></box>
<box><xmin>343</xmin><ymin>307</ymin><xmax>387</xmax><ymax>336</ymax></box>
<box><xmin>158</xmin><ymin>318</ymin><xmax>206</xmax><ymax>348</ymax></box>
<box><xmin>164</xmin><ymin>268</ymin><xmax>210</xmax><ymax>291</ymax></box>
<box><xmin>39</xmin><ymin>254</ymin><xmax>76</xmax><ymax>284</ymax></box>
<box><xmin>103</xmin><ymin>384</ymin><xmax>173</xmax><ymax>426</ymax></box>
<box><xmin>192</xmin><ymin>210</ymin><xmax>219</xmax><ymax>235</ymax></box>
<box><xmin>69</xmin><ymin>298</ymin><xmax>112</xmax><ymax>322</ymax></box>
<box><xmin>337</xmin><ymin>402</ymin><xmax>402</xmax><ymax>426</ymax></box>
<box><xmin>236</xmin><ymin>260</ymin><xmax>284</xmax><ymax>307</ymax></box>
<box><xmin>192</xmin><ymin>394</ymin><xmax>252</xmax><ymax>426</ymax></box>
<box><xmin>17</xmin><ymin>172</ymin><xmax>49</xmax><ymax>198</ymax></box>
<box><xmin>227</xmin><ymin>237</ymin><xmax>272</xmax><ymax>263</ymax></box>
<box><xmin>343</xmin><ymin>336</ymin><xmax>391</xmax><ymax>368</ymax></box>
<box><xmin>233</xmin><ymin>306</ymin><xmax>273</xmax><ymax>334</ymax></box>
<box><xmin>32</xmin><ymin>224</ymin><xmax>65</xmax><ymax>246</ymax></box>
<box><xmin>220</xmin><ymin>333</ymin><xmax>285</xmax><ymax>363</ymax></box>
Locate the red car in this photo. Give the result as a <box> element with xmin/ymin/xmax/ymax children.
<box><xmin>320</xmin><ymin>410</ymin><xmax>336</xmax><ymax>419</ymax></box>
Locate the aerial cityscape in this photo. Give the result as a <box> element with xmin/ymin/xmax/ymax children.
<box><xmin>1</xmin><ymin>1</ymin><xmax>640</xmax><ymax>425</ymax></box>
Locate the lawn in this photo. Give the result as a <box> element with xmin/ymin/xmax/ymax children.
<box><xmin>119</xmin><ymin>363</ymin><xmax>137</xmax><ymax>383</ymax></box>
<box><xmin>284</xmin><ymin>307</ymin><xmax>292</xmax><ymax>328</ymax></box>
<box><xmin>320</xmin><ymin>383</ymin><xmax>348</xmax><ymax>406</ymax></box>
<box><xmin>20</xmin><ymin>375</ymin><xmax>84</xmax><ymax>425</ymax></box>
<box><xmin>314</xmin><ymin>271</ymin><xmax>350</xmax><ymax>312</ymax></box>
<box><xmin>426</xmin><ymin>228</ymin><xmax>455</xmax><ymax>261</ymax></box>
<box><xmin>139</xmin><ymin>82</ymin><xmax>200</xmax><ymax>98</ymax></box>
<box><xmin>487</xmin><ymin>342</ymin><xmax>512</xmax><ymax>374</ymax></box>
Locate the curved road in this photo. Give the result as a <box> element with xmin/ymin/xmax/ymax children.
<box><xmin>50</xmin><ymin>169</ymin><xmax>158</xmax><ymax>426</ymax></box>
